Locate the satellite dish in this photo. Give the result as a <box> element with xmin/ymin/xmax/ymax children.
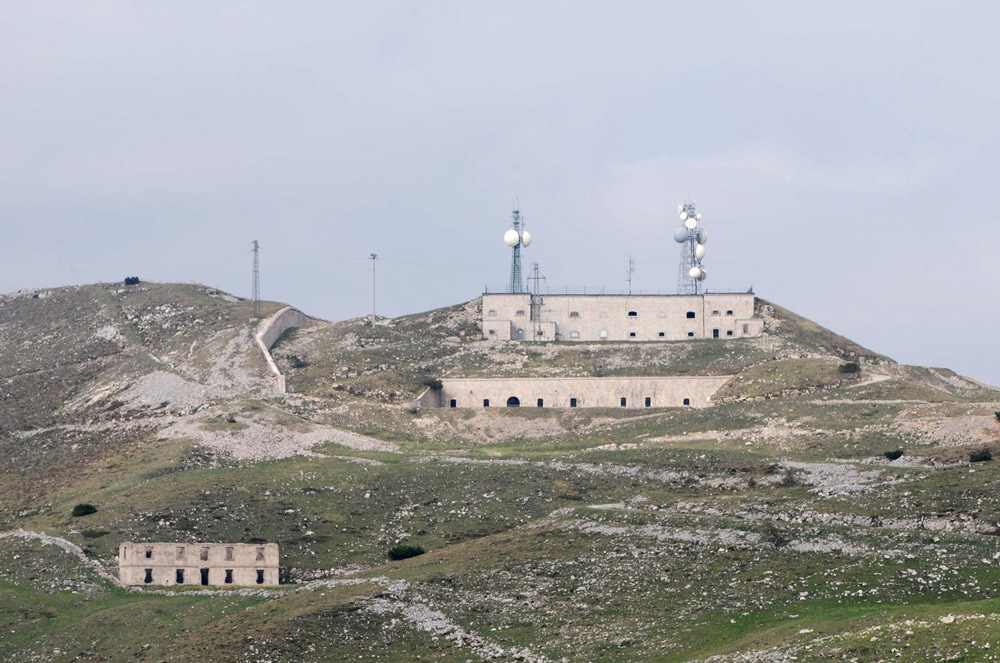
<box><xmin>673</xmin><ymin>227</ymin><xmax>689</xmax><ymax>243</ymax></box>
<box><xmin>504</xmin><ymin>229</ymin><xmax>520</xmax><ymax>247</ymax></box>
<box><xmin>697</xmin><ymin>228</ymin><xmax>708</xmax><ymax>244</ymax></box>
<box><xmin>679</xmin><ymin>212</ymin><xmax>688</xmax><ymax>221</ymax></box>
<box><xmin>697</xmin><ymin>268</ymin><xmax>707</xmax><ymax>281</ymax></box>
<box><xmin>521</xmin><ymin>230</ymin><xmax>532</xmax><ymax>247</ymax></box>
<box><xmin>695</xmin><ymin>244</ymin><xmax>705</xmax><ymax>260</ymax></box>
<box><xmin>684</xmin><ymin>217</ymin><xmax>698</xmax><ymax>230</ymax></box>
<box><xmin>696</xmin><ymin>213</ymin><xmax>702</xmax><ymax>220</ymax></box>
<box><xmin>677</xmin><ymin>204</ymin><xmax>684</xmax><ymax>214</ymax></box>
<box><xmin>688</xmin><ymin>267</ymin><xmax>702</xmax><ymax>279</ymax></box>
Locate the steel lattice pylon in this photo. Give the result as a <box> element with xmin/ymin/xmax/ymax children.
<box><xmin>508</xmin><ymin>209</ymin><xmax>525</xmax><ymax>293</ymax></box>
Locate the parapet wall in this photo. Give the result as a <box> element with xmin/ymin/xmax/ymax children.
<box><xmin>254</xmin><ymin>307</ymin><xmax>317</xmax><ymax>393</ymax></box>
<box><xmin>431</xmin><ymin>376</ymin><xmax>731</xmax><ymax>409</ymax></box>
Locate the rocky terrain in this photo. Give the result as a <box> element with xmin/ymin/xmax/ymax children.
<box><xmin>1</xmin><ymin>281</ymin><xmax>999</xmax><ymax>662</ymax></box>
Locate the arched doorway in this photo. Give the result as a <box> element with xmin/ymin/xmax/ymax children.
<box><xmin>506</xmin><ymin>396</ymin><xmax>520</xmax><ymax>407</ymax></box>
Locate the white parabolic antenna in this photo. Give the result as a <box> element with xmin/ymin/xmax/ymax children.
<box><xmin>521</xmin><ymin>230</ymin><xmax>532</xmax><ymax>247</ymax></box>
<box><xmin>688</xmin><ymin>266</ymin><xmax>702</xmax><ymax>279</ymax></box>
<box><xmin>697</xmin><ymin>228</ymin><xmax>708</xmax><ymax>244</ymax></box>
<box><xmin>504</xmin><ymin>229</ymin><xmax>520</xmax><ymax>247</ymax></box>
<box><xmin>673</xmin><ymin>227</ymin><xmax>689</xmax><ymax>243</ymax></box>
<box><xmin>684</xmin><ymin>217</ymin><xmax>697</xmax><ymax>230</ymax></box>
<box><xmin>695</xmin><ymin>244</ymin><xmax>705</xmax><ymax>260</ymax></box>
<box><xmin>697</xmin><ymin>267</ymin><xmax>707</xmax><ymax>281</ymax></box>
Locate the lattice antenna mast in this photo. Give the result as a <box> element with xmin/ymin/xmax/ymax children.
<box><xmin>672</xmin><ymin>203</ymin><xmax>708</xmax><ymax>295</ymax></box>
<box><xmin>370</xmin><ymin>253</ymin><xmax>378</xmax><ymax>326</ymax></box>
<box><xmin>527</xmin><ymin>261</ymin><xmax>546</xmax><ymax>295</ymax></box>
<box><xmin>503</xmin><ymin>206</ymin><xmax>533</xmax><ymax>293</ymax></box>
<box><xmin>251</xmin><ymin>240</ymin><xmax>261</xmax><ymax>318</ymax></box>
<box><xmin>627</xmin><ymin>256</ymin><xmax>636</xmax><ymax>295</ymax></box>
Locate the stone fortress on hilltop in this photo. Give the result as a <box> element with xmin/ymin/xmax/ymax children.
<box><xmin>419</xmin><ymin>202</ymin><xmax>763</xmax><ymax>410</ymax></box>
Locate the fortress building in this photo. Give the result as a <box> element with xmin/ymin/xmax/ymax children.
<box><xmin>119</xmin><ymin>542</ymin><xmax>279</xmax><ymax>587</ymax></box>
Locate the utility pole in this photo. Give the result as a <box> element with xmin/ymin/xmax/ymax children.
<box><xmin>251</xmin><ymin>240</ymin><xmax>261</xmax><ymax>319</ymax></box>
<box><xmin>627</xmin><ymin>255</ymin><xmax>636</xmax><ymax>295</ymax></box>
<box><xmin>370</xmin><ymin>253</ymin><xmax>377</xmax><ymax>326</ymax></box>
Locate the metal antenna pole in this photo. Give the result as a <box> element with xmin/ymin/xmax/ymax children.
<box><xmin>627</xmin><ymin>255</ymin><xmax>636</xmax><ymax>295</ymax></box>
<box><xmin>251</xmin><ymin>240</ymin><xmax>261</xmax><ymax>319</ymax></box>
<box><xmin>370</xmin><ymin>253</ymin><xmax>378</xmax><ymax>326</ymax></box>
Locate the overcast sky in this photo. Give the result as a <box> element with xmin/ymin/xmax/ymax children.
<box><xmin>2</xmin><ymin>2</ymin><xmax>998</xmax><ymax>384</ymax></box>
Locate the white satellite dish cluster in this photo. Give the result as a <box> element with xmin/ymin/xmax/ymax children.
<box><xmin>674</xmin><ymin>203</ymin><xmax>708</xmax><ymax>283</ymax></box>
<box><xmin>503</xmin><ymin>227</ymin><xmax>532</xmax><ymax>247</ymax></box>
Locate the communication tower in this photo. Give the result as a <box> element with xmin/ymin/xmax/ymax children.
<box><xmin>673</xmin><ymin>203</ymin><xmax>709</xmax><ymax>295</ymax></box>
<box><xmin>504</xmin><ymin>207</ymin><xmax>532</xmax><ymax>293</ymax></box>
<box><xmin>251</xmin><ymin>240</ymin><xmax>261</xmax><ymax>318</ymax></box>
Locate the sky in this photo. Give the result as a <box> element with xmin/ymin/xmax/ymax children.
<box><xmin>1</xmin><ymin>2</ymin><xmax>998</xmax><ymax>384</ymax></box>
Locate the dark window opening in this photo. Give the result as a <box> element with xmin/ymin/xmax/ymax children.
<box><xmin>726</xmin><ymin>310</ymin><xmax>734</xmax><ymax>316</ymax></box>
<box><xmin>683</xmin><ymin>398</ymin><xmax>691</xmax><ymax>406</ymax></box>
<box><xmin>686</xmin><ymin>311</ymin><xmax>696</xmax><ymax>319</ymax></box>
<box><xmin>175</xmin><ymin>569</ymin><xmax>184</xmax><ymax>584</ymax></box>
<box><xmin>569</xmin><ymin>311</ymin><xmax>580</xmax><ymax>318</ymax></box>
<box><xmin>515</xmin><ymin>309</ymin><xmax>526</xmax><ymax>316</ymax></box>
<box><xmin>712</xmin><ymin>309</ymin><xmax>720</xmax><ymax>315</ymax></box>
<box><xmin>256</xmin><ymin>547</ymin><xmax>265</xmax><ymax>561</ymax></box>
<box><xmin>537</xmin><ymin>398</ymin><xmax>544</xmax><ymax>407</ymax></box>
<box><xmin>644</xmin><ymin>397</ymin><xmax>651</xmax><ymax>407</ymax></box>
<box><xmin>570</xmin><ymin>398</ymin><xmax>578</xmax><ymax>408</ymax></box>
<box><xmin>225</xmin><ymin>569</ymin><xmax>233</xmax><ymax>584</ymax></box>
<box><xmin>488</xmin><ymin>329</ymin><xmax>496</xmax><ymax>336</ymax></box>
<box><xmin>144</xmin><ymin>569</ymin><xmax>153</xmax><ymax>584</ymax></box>
<box><xmin>743</xmin><ymin>324</ymin><xmax>749</xmax><ymax>334</ymax></box>
<box><xmin>713</xmin><ymin>329</ymin><xmax>720</xmax><ymax>339</ymax></box>
<box><xmin>200</xmin><ymin>547</ymin><xmax>209</xmax><ymax>561</ymax></box>
<box><xmin>726</xmin><ymin>330</ymin><xmax>733</xmax><ymax>336</ymax></box>
<box><xmin>620</xmin><ymin>397</ymin><xmax>627</xmax><ymax>407</ymax></box>
<box><xmin>506</xmin><ymin>396</ymin><xmax>520</xmax><ymax>407</ymax></box>
<box><xmin>449</xmin><ymin>399</ymin><xmax>457</xmax><ymax>408</ymax></box>
<box><xmin>483</xmin><ymin>399</ymin><xmax>490</xmax><ymax>407</ymax></box>
<box><xmin>687</xmin><ymin>332</ymin><xmax>695</xmax><ymax>337</ymax></box>
<box><xmin>629</xmin><ymin>332</ymin><xmax>636</xmax><ymax>337</ymax></box>
<box><xmin>200</xmin><ymin>568</ymin><xmax>209</xmax><ymax>585</ymax></box>
<box><xmin>628</xmin><ymin>311</ymin><xmax>638</xmax><ymax>317</ymax></box>
<box><xmin>536</xmin><ymin>329</ymin><xmax>544</xmax><ymax>336</ymax></box>
<box><xmin>658</xmin><ymin>332</ymin><xmax>665</xmax><ymax>337</ymax></box>
<box><xmin>256</xmin><ymin>570</ymin><xmax>265</xmax><ymax>584</ymax></box>
<box><xmin>145</xmin><ymin>548</ymin><xmax>152</xmax><ymax>559</ymax></box>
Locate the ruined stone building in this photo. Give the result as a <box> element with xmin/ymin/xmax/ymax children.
<box><xmin>119</xmin><ymin>542</ymin><xmax>279</xmax><ymax>587</ymax></box>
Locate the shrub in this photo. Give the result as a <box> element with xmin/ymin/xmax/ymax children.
<box><xmin>71</xmin><ymin>503</ymin><xmax>97</xmax><ymax>517</ymax></box>
<box><xmin>838</xmin><ymin>361</ymin><xmax>862</xmax><ymax>374</ymax></box>
<box><xmin>388</xmin><ymin>544</ymin><xmax>425</xmax><ymax>561</ymax></box>
<box><xmin>995</xmin><ymin>412</ymin><xmax>1000</xmax><ymax>422</ymax></box>
<box><xmin>124</xmin><ymin>276</ymin><xmax>140</xmax><ymax>285</ymax></box>
<box><xmin>287</xmin><ymin>355</ymin><xmax>308</xmax><ymax>369</ymax></box>
<box><xmin>884</xmin><ymin>449</ymin><xmax>904</xmax><ymax>461</ymax></box>
<box><xmin>81</xmin><ymin>529</ymin><xmax>109</xmax><ymax>539</ymax></box>
<box><xmin>420</xmin><ymin>377</ymin><xmax>443</xmax><ymax>391</ymax></box>
<box><xmin>779</xmin><ymin>468</ymin><xmax>800</xmax><ymax>487</ymax></box>
<box><xmin>970</xmin><ymin>449</ymin><xmax>993</xmax><ymax>463</ymax></box>
<box><xmin>761</xmin><ymin>522</ymin><xmax>789</xmax><ymax>548</ymax></box>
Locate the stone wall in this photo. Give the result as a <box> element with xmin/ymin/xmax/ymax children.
<box><xmin>254</xmin><ymin>307</ymin><xmax>317</xmax><ymax>393</ymax></box>
<box><xmin>482</xmin><ymin>293</ymin><xmax>762</xmax><ymax>342</ymax></box>
<box><xmin>433</xmin><ymin>376</ymin><xmax>731</xmax><ymax>409</ymax></box>
<box><xmin>119</xmin><ymin>542</ymin><xmax>280</xmax><ymax>587</ymax></box>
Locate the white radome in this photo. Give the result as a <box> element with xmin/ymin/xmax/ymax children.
<box><xmin>679</xmin><ymin>212</ymin><xmax>688</xmax><ymax>221</ymax></box>
<box><xmin>688</xmin><ymin>267</ymin><xmax>702</xmax><ymax>279</ymax></box>
<box><xmin>520</xmin><ymin>230</ymin><xmax>532</xmax><ymax>247</ymax></box>
<box><xmin>503</xmin><ymin>229</ymin><xmax>520</xmax><ymax>247</ymax></box>
<box><xmin>697</xmin><ymin>228</ymin><xmax>708</xmax><ymax>244</ymax></box>
<box><xmin>695</xmin><ymin>244</ymin><xmax>705</xmax><ymax>260</ymax></box>
<box><xmin>673</xmin><ymin>227</ymin><xmax>689</xmax><ymax>243</ymax></box>
<box><xmin>696</xmin><ymin>213</ymin><xmax>702</xmax><ymax>220</ymax></box>
<box><xmin>684</xmin><ymin>217</ymin><xmax>698</xmax><ymax>229</ymax></box>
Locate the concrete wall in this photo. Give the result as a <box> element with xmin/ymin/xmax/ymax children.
<box><xmin>436</xmin><ymin>376</ymin><xmax>731</xmax><ymax>409</ymax></box>
<box><xmin>482</xmin><ymin>293</ymin><xmax>762</xmax><ymax>342</ymax></box>
<box><xmin>119</xmin><ymin>542</ymin><xmax>280</xmax><ymax>587</ymax></box>
<box><xmin>254</xmin><ymin>307</ymin><xmax>317</xmax><ymax>393</ymax></box>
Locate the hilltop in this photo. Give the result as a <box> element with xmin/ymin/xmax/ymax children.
<box><xmin>1</xmin><ymin>281</ymin><xmax>1000</xmax><ymax>663</ymax></box>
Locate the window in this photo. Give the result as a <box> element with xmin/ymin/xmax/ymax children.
<box><xmin>600</xmin><ymin>330</ymin><xmax>608</xmax><ymax>339</ymax></box>
<box><xmin>570</xmin><ymin>331</ymin><xmax>580</xmax><ymax>339</ymax></box>
<box><xmin>687</xmin><ymin>332</ymin><xmax>695</xmax><ymax>337</ymax></box>
<box><xmin>726</xmin><ymin>330</ymin><xmax>733</xmax><ymax>336</ymax></box>
<box><xmin>713</xmin><ymin>329</ymin><xmax>720</xmax><ymax>339</ymax></box>
<box><xmin>225</xmin><ymin>547</ymin><xmax>233</xmax><ymax>561</ymax></box>
<box><xmin>224</xmin><ymin>569</ymin><xmax>233</xmax><ymax>584</ymax></box>
<box><xmin>175</xmin><ymin>569</ymin><xmax>184</xmax><ymax>584</ymax></box>
<box><xmin>629</xmin><ymin>332</ymin><xmax>636</xmax><ymax>337</ymax></box>
<box><xmin>200</xmin><ymin>568</ymin><xmax>209</xmax><ymax>585</ymax></box>
<box><xmin>449</xmin><ymin>399</ymin><xmax>457</xmax><ymax>408</ymax></box>
<box><xmin>712</xmin><ymin>310</ymin><xmax>720</xmax><ymax>316</ymax></box>
<box><xmin>515</xmin><ymin>309</ymin><xmax>526</xmax><ymax>316</ymax></box>
<box><xmin>256</xmin><ymin>547</ymin><xmax>265</xmax><ymax>561</ymax></box>
<box><xmin>536</xmin><ymin>329</ymin><xmax>544</xmax><ymax>336</ymax></box>
<box><xmin>176</xmin><ymin>546</ymin><xmax>185</xmax><ymax>559</ymax></box>
<box><xmin>506</xmin><ymin>396</ymin><xmax>520</xmax><ymax>407</ymax></box>
<box><xmin>686</xmin><ymin>311</ymin><xmax>696</xmax><ymax>319</ymax></box>
<box><xmin>570</xmin><ymin>398</ymin><xmax>578</xmax><ymax>408</ymax></box>
<box><xmin>644</xmin><ymin>397</ymin><xmax>651</xmax><ymax>407</ymax></box>
<box><xmin>537</xmin><ymin>398</ymin><xmax>544</xmax><ymax>407</ymax></box>
<box><xmin>144</xmin><ymin>569</ymin><xmax>153</xmax><ymax>584</ymax></box>
<box><xmin>726</xmin><ymin>310</ymin><xmax>734</xmax><ymax>316</ymax></box>
<box><xmin>628</xmin><ymin>311</ymin><xmax>638</xmax><ymax>317</ymax></box>
<box><xmin>483</xmin><ymin>399</ymin><xmax>490</xmax><ymax>407</ymax></box>
<box><xmin>488</xmin><ymin>329</ymin><xmax>496</xmax><ymax>336</ymax></box>
<box><xmin>658</xmin><ymin>332</ymin><xmax>665</xmax><ymax>337</ymax></box>
<box><xmin>569</xmin><ymin>311</ymin><xmax>580</xmax><ymax>318</ymax></box>
<box><xmin>620</xmin><ymin>397</ymin><xmax>627</xmax><ymax>407</ymax></box>
<box><xmin>487</xmin><ymin>309</ymin><xmax>497</xmax><ymax>316</ymax></box>
<box><xmin>145</xmin><ymin>547</ymin><xmax>153</xmax><ymax>559</ymax></box>
<box><xmin>683</xmin><ymin>398</ymin><xmax>691</xmax><ymax>406</ymax></box>
<box><xmin>256</xmin><ymin>570</ymin><xmax>265</xmax><ymax>585</ymax></box>
<box><xmin>200</xmin><ymin>547</ymin><xmax>209</xmax><ymax>561</ymax></box>
<box><xmin>743</xmin><ymin>324</ymin><xmax>749</xmax><ymax>334</ymax></box>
